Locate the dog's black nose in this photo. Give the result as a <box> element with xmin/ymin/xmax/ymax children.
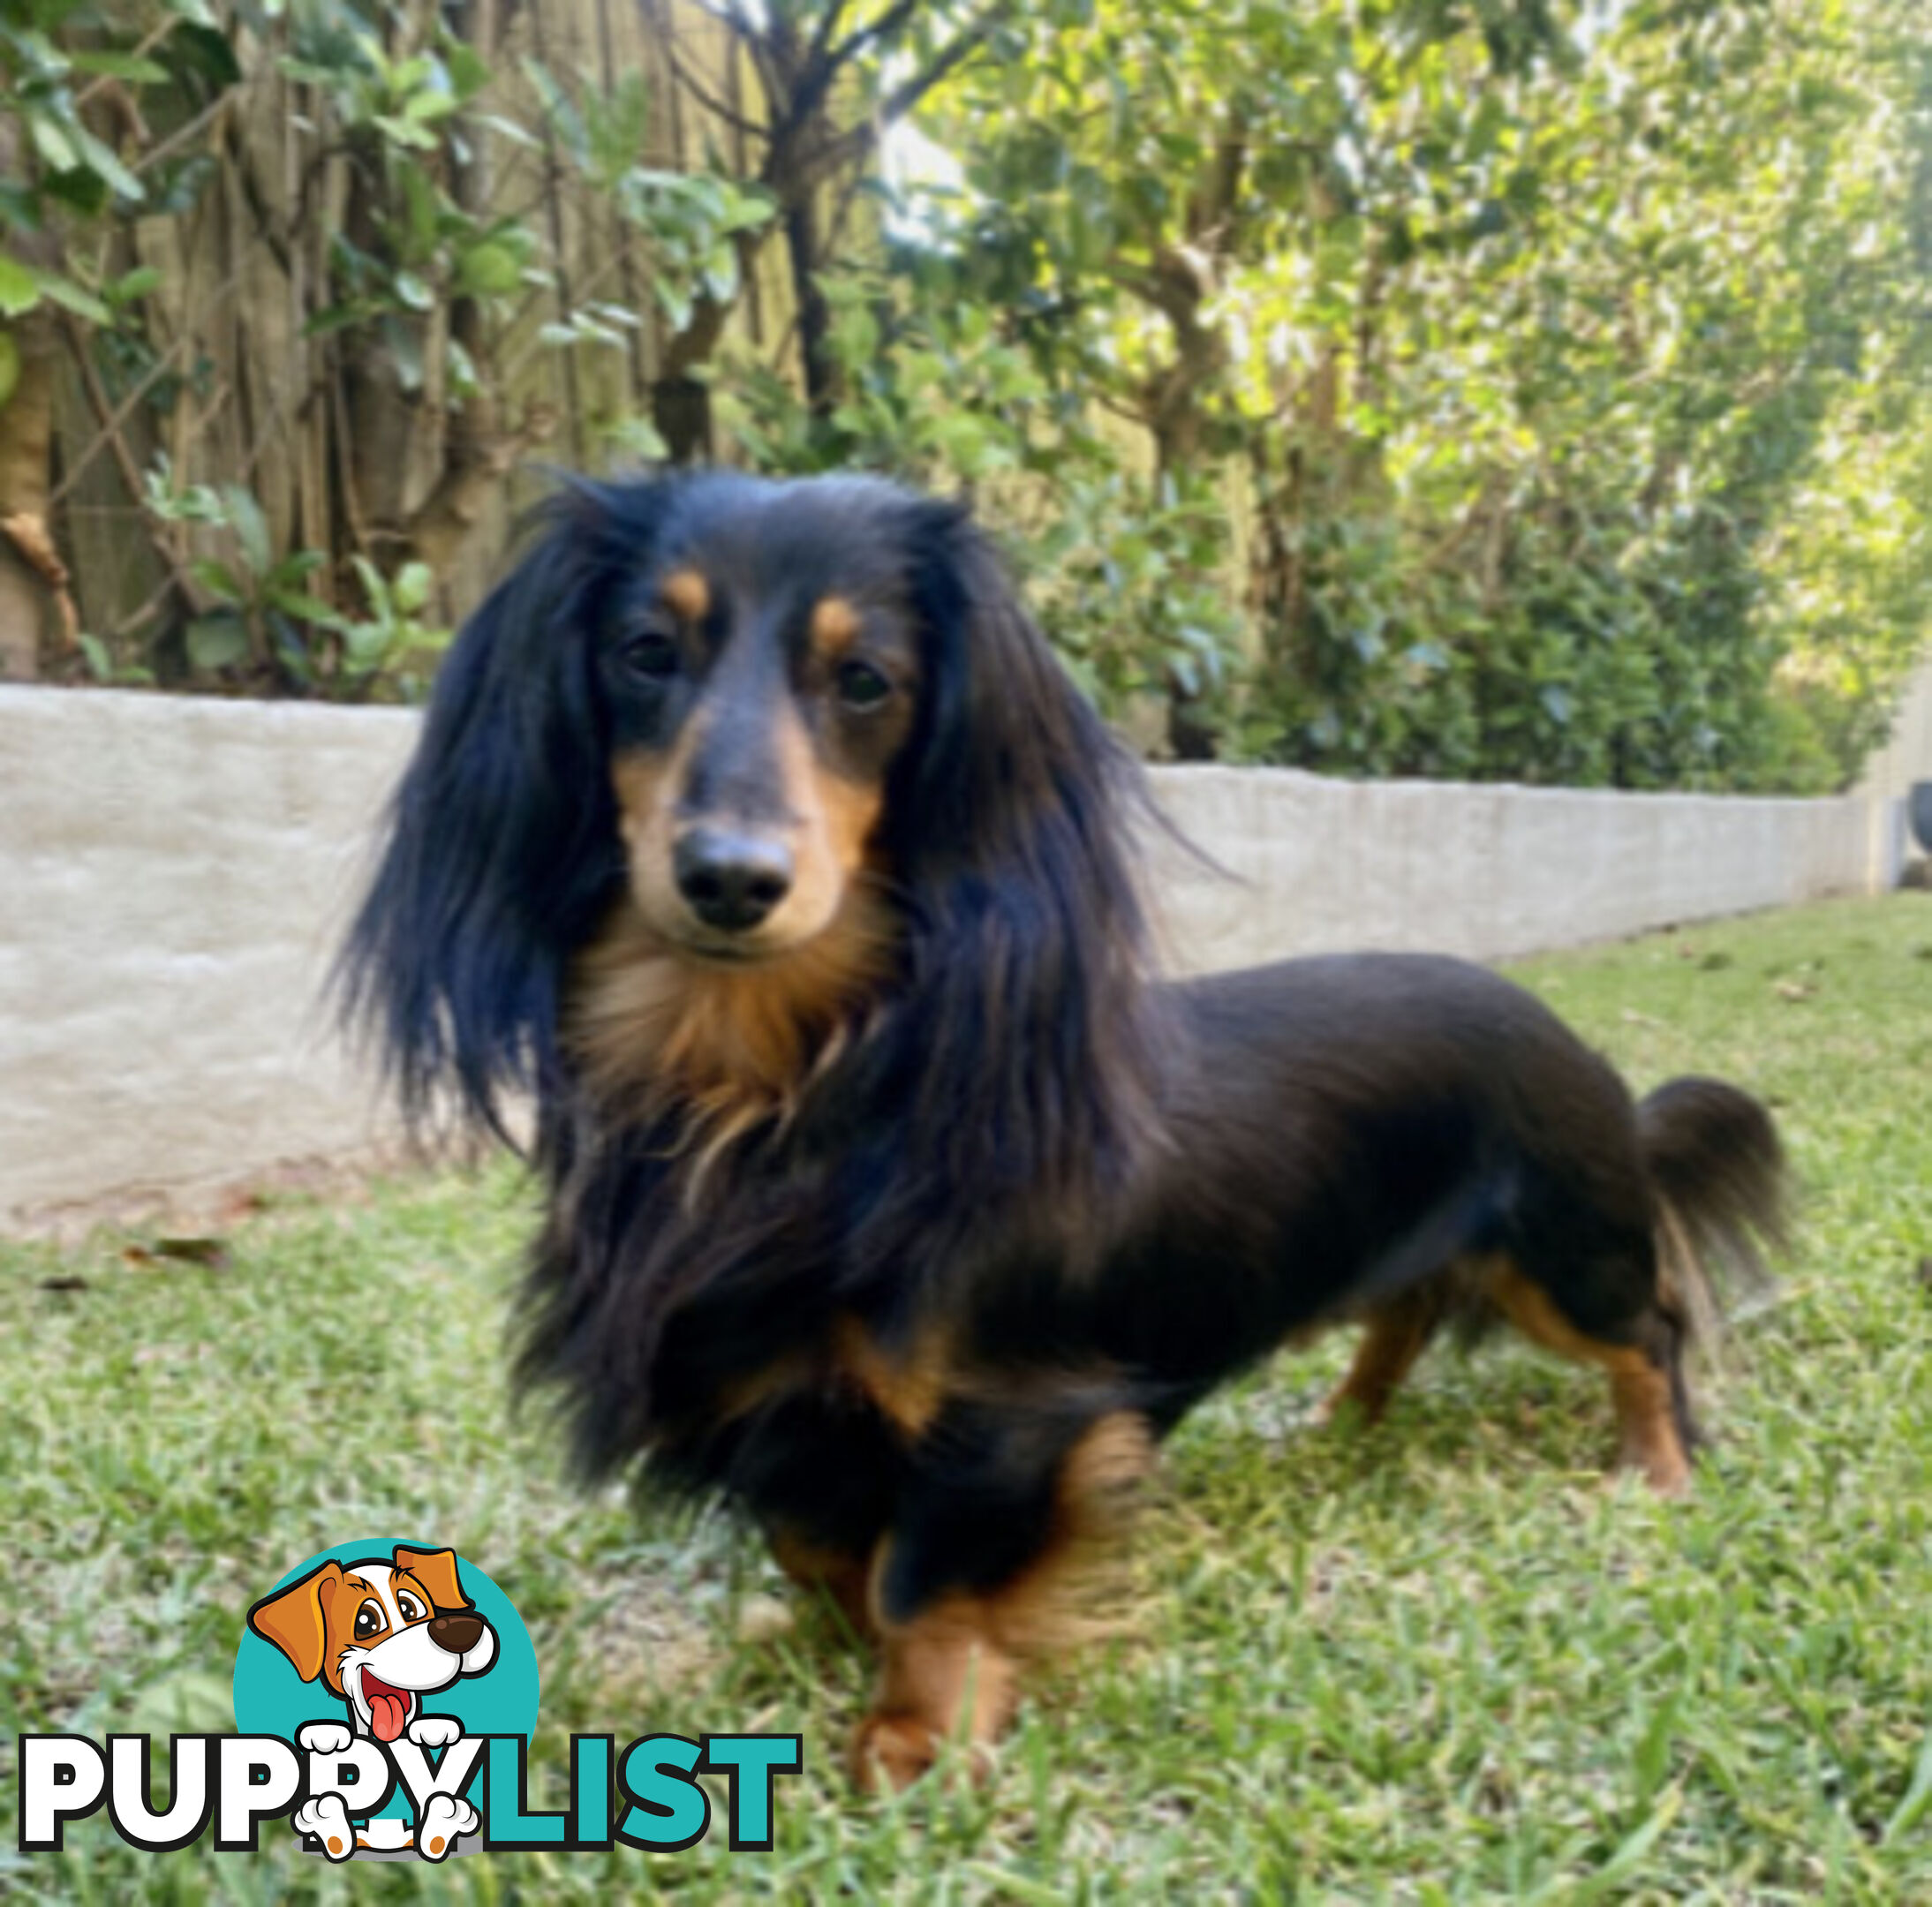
<box><xmin>674</xmin><ymin>828</ymin><xmax>793</xmax><ymax>932</ymax></box>
<box><xmin>430</xmin><ymin>1611</ymin><xmax>485</xmax><ymax>1654</ymax></box>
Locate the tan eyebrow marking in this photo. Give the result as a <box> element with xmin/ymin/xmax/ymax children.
<box><xmin>809</xmin><ymin>595</ymin><xmax>861</xmax><ymax>658</ymax></box>
<box><xmin>661</xmin><ymin>569</ymin><xmax>710</xmax><ymax>622</ymax></box>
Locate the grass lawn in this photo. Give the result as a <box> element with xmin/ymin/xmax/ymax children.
<box><xmin>3</xmin><ymin>895</ymin><xmax>1929</xmax><ymax>1903</ymax></box>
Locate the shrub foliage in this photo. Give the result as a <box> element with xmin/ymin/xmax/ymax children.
<box><xmin>1</xmin><ymin>0</ymin><xmax>1925</xmax><ymax>788</ymax></box>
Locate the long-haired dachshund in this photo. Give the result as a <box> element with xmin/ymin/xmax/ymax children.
<box><xmin>343</xmin><ymin>471</ymin><xmax>1786</xmax><ymax>1790</ymax></box>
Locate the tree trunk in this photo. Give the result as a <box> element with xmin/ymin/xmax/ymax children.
<box><xmin>397</xmin><ymin>0</ymin><xmax>549</xmax><ymax>582</ymax></box>
<box><xmin>0</xmin><ymin>312</ymin><xmax>63</xmax><ymax>681</ymax></box>
<box><xmin>786</xmin><ymin>192</ymin><xmax>836</xmax><ymax>415</ymax></box>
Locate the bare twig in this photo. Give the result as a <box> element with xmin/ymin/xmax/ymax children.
<box><xmin>57</xmin><ymin>313</ymin><xmax>203</xmax><ymax>619</ymax></box>
<box><xmin>328</xmin><ymin>360</ymin><xmax>369</xmax><ymax>555</ymax></box>
<box><xmin>813</xmin><ymin>3</ymin><xmax>1011</xmax><ymax>178</ymax></box>
<box><xmin>45</xmin><ymin>322</ymin><xmax>203</xmax><ymax>510</ymax></box>
<box><xmin>661</xmin><ymin>34</ymin><xmax>769</xmax><ymax>140</ymax></box>
<box><xmin>133</xmin><ymin>93</ymin><xmax>227</xmax><ymax>176</ymax></box>
<box><xmin>527</xmin><ymin>0</ymin><xmax>584</xmax><ymax>464</ymax></box>
<box><xmin>73</xmin><ymin>16</ymin><xmax>178</xmax><ymax>111</ymax></box>
<box><xmin>804</xmin><ymin>0</ymin><xmax>857</xmax><ymax>72</ymax></box>
<box><xmin>825</xmin><ymin>0</ymin><xmax>924</xmax><ymax>72</ymax></box>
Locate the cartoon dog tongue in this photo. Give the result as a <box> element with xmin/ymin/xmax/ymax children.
<box><xmin>364</xmin><ymin>1671</ymin><xmax>411</xmax><ymax>1742</ymax></box>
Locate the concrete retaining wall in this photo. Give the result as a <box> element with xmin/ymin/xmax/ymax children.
<box><xmin>0</xmin><ymin>684</ymin><xmax>1900</xmax><ymax>1227</ymax></box>
<box><xmin>1145</xmin><ymin>768</ymin><xmax>1876</xmax><ymax>975</ymax></box>
<box><xmin>2</xmin><ymin>688</ymin><xmax>419</xmax><ymax>1229</ymax></box>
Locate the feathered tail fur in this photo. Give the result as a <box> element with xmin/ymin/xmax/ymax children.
<box><xmin>1638</xmin><ymin>1075</ymin><xmax>1789</xmax><ymax>1349</ymax></box>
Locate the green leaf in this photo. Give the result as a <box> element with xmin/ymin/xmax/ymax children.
<box><xmin>67</xmin><ymin>51</ymin><xmax>171</xmax><ymax>84</ymax></box>
<box><xmin>390</xmin><ymin>270</ymin><xmax>434</xmax><ymax>313</ymax></box>
<box><xmin>652</xmin><ymin>277</ymin><xmax>692</xmax><ymax>335</ymax></box>
<box><xmin>601</xmin><ymin>413</ymin><xmax>668</xmax><ymax>462</ymax></box>
<box><xmin>185</xmin><ymin>612</ymin><xmax>250</xmax><ymax>673</ymax></box>
<box><xmin>78</xmin><ymin>631</ymin><xmax>113</xmax><ymax>680</ymax></box>
<box><xmin>343</xmin><ymin>620</ymin><xmax>393</xmax><ymax>663</ymax></box>
<box><xmin>0</xmin><ymin>255</ymin><xmax>39</xmax><ymax>318</ymax></box>
<box><xmin>475</xmin><ymin>113</ymin><xmax>541</xmax><ymax>151</ymax></box>
<box><xmin>445</xmin><ymin>40</ymin><xmax>490</xmax><ymax>104</ymax></box>
<box><xmin>268</xmin><ymin>548</ymin><xmax>326</xmax><ymax>583</ymax></box>
<box><xmin>401</xmin><ymin>90</ymin><xmax>458</xmax><ymax>125</ymax></box>
<box><xmin>267</xmin><ymin>588</ymin><xmax>344</xmax><ymax>627</ymax></box>
<box><xmin>455</xmin><ymin>242</ymin><xmax>521</xmax><ymax>298</ymax></box>
<box><xmin>397</xmin><ymin>162</ymin><xmax>440</xmax><ymax>262</ymax></box>
<box><xmin>190</xmin><ymin>558</ymin><xmax>245</xmax><ymax>602</ymax></box>
<box><xmin>41</xmin><ymin>167</ymin><xmax>110</xmax><ymax>220</ymax></box>
<box><xmin>107</xmin><ymin>266</ymin><xmax>162</xmax><ymax>305</ymax></box>
<box><xmin>171</xmin><ymin>22</ymin><xmax>238</xmax><ymax>86</ymax></box>
<box><xmin>391</xmin><ymin>562</ymin><xmax>434</xmax><ymax>613</ymax></box>
<box><xmin>219</xmin><ymin>486</ymin><xmax>271</xmax><ymax>577</ymax></box>
<box><xmin>68</xmin><ymin>124</ymin><xmax>144</xmax><ymax>203</ymax></box>
<box><xmin>701</xmin><ymin>243</ymin><xmax>740</xmax><ymax>306</ymax></box>
<box><xmin>444</xmin><ymin>335</ymin><xmax>479</xmax><ymax>395</ymax></box>
<box><xmin>34</xmin><ymin>275</ymin><xmax>110</xmax><ymax>325</ymax></box>
<box><xmin>521</xmin><ymin>57</ymin><xmax>586</xmax><ymax>169</ymax></box>
<box><xmin>382</xmin><ymin>315</ymin><xmax>425</xmax><ymax>393</ymax></box>
<box><xmin>372</xmin><ymin>114</ymin><xmax>441</xmax><ymax>153</ymax></box>
<box><xmin>27</xmin><ymin>111</ymin><xmax>79</xmax><ymax>175</ymax></box>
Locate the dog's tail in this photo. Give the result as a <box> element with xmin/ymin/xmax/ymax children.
<box><xmin>1638</xmin><ymin>1075</ymin><xmax>1789</xmax><ymax>1347</ymax></box>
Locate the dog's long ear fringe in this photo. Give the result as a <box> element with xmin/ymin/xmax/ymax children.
<box><xmin>337</xmin><ymin>479</ymin><xmax>661</xmax><ymax>1141</ymax></box>
<box><xmin>874</xmin><ymin>503</ymin><xmax>1173</xmax><ymax>1217</ymax></box>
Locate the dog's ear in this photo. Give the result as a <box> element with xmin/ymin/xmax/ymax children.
<box><xmin>882</xmin><ymin>501</ymin><xmax>1164</xmax><ymax>1202</ymax></box>
<box><xmin>897</xmin><ymin>501</ymin><xmax>1137</xmax><ymax>887</ymax></box>
<box><xmin>339</xmin><ymin>479</ymin><xmax>674</xmax><ymax>1137</ymax></box>
<box><xmin>247</xmin><ymin>1561</ymin><xmax>343</xmax><ymax>1685</ymax></box>
<box><xmin>392</xmin><ymin>1547</ymin><xmax>471</xmax><ymax>1612</ymax></box>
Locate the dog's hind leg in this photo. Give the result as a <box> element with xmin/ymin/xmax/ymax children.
<box><xmin>1483</xmin><ymin>1257</ymin><xmax>1693</xmax><ymax>1496</ymax></box>
<box><xmin>1315</xmin><ymin>1288</ymin><xmax>1443</xmax><ymax>1427</ymax></box>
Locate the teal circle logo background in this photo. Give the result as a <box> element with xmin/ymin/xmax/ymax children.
<box><xmin>233</xmin><ymin>1537</ymin><xmax>540</xmax><ymax>1824</ymax></box>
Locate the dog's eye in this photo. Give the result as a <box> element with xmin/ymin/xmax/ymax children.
<box><xmin>352</xmin><ymin>1602</ymin><xmax>385</xmax><ymax>1641</ymax></box>
<box><xmin>620</xmin><ymin>630</ymin><xmax>680</xmax><ymax>681</ymax></box>
<box><xmin>834</xmin><ymin>660</ymin><xmax>891</xmax><ymax>711</ymax></box>
<box><xmin>396</xmin><ymin>1593</ymin><xmax>425</xmax><ymax>1623</ymax></box>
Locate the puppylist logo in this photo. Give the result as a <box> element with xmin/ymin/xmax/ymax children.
<box><xmin>17</xmin><ymin>1538</ymin><xmax>801</xmax><ymax>1862</ymax></box>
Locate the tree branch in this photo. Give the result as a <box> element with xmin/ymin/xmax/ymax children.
<box><xmin>57</xmin><ymin>312</ymin><xmax>203</xmax><ymax>627</ymax></box>
<box><xmin>812</xmin><ymin>2</ymin><xmax>1011</xmax><ymax>180</ymax></box>
<box><xmin>661</xmin><ymin>33</ymin><xmax>770</xmax><ymax>140</ymax></box>
<box><xmin>825</xmin><ymin>0</ymin><xmax>924</xmax><ymax>72</ymax></box>
<box><xmin>804</xmin><ymin>0</ymin><xmax>857</xmax><ymax>72</ymax></box>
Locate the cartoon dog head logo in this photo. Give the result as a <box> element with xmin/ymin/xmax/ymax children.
<box><xmin>235</xmin><ymin>1542</ymin><xmax>539</xmax><ymax>1861</ymax></box>
<box><xmin>246</xmin><ymin>1546</ymin><xmax>497</xmax><ymax>1745</ymax></box>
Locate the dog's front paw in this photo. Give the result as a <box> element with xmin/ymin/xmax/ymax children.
<box><xmin>293</xmin><ymin>1794</ymin><xmax>356</xmax><ymax>1862</ymax></box>
<box><xmin>415</xmin><ymin>1791</ymin><xmax>479</xmax><ymax>1860</ymax></box>
<box><xmin>849</xmin><ymin>1712</ymin><xmax>936</xmax><ymax>1793</ymax></box>
<box><xmin>297</xmin><ymin>1722</ymin><xmax>353</xmax><ymax>1756</ymax></box>
<box><xmin>848</xmin><ymin>1714</ymin><xmax>997</xmax><ymax>1795</ymax></box>
<box><xmin>407</xmin><ymin>1715</ymin><xmax>462</xmax><ymax>1750</ymax></box>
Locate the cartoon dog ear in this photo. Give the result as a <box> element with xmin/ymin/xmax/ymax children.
<box><xmin>392</xmin><ymin>1547</ymin><xmax>471</xmax><ymax>1612</ymax></box>
<box><xmin>247</xmin><ymin>1561</ymin><xmax>343</xmax><ymax>1684</ymax></box>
